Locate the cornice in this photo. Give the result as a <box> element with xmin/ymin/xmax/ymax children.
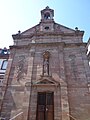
<box><xmin>12</xmin><ymin>30</ymin><xmax>84</xmax><ymax>40</ymax></box>
<box><xmin>9</xmin><ymin>45</ymin><xmax>31</xmax><ymax>50</ymax></box>
<box><xmin>9</xmin><ymin>42</ymin><xmax>86</xmax><ymax>50</ymax></box>
<box><xmin>65</xmin><ymin>42</ymin><xmax>86</xmax><ymax>48</ymax></box>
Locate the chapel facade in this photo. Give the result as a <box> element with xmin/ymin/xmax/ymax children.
<box><xmin>0</xmin><ymin>7</ymin><xmax>90</xmax><ymax>120</ymax></box>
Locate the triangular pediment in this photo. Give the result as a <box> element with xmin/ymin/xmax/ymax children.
<box><xmin>34</xmin><ymin>76</ymin><xmax>59</xmax><ymax>86</ymax></box>
<box><xmin>20</xmin><ymin>23</ymin><xmax>75</xmax><ymax>36</ymax></box>
<box><xmin>37</xmin><ymin>79</ymin><xmax>55</xmax><ymax>84</ymax></box>
<box><xmin>12</xmin><ymin>21</ymin><xmax>84</xmax><ymax>41</ymax></box>
<box><xmin>54</xmin><ymin>23</ymin><xmax>75</xmax><ymax>33</ymax></box>
<box><xmin>21</xmin><ymin>24</ymin><xmax>40</xmax><ymax>35</ymax></box>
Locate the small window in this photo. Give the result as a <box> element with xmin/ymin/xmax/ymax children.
<box><xmin>1</xmin><ymin>60</ymin><xmax>8</xmax><ymax>70</ymax></box>
<box><xmin>45</xmin><ymin>26</ymin><xmax>49</xmax><ymax>30</ymax></box>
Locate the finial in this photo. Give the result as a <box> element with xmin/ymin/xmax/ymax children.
<box><xmin>75</xmin><ymin>27</ymin><xmax>78</xmax><ymax>31</ymax></box>
<box><xmin>46</xmin><ymin>6</ymin><xmax>49</xmax><ymax>9</ymax></box>
<box><xmin>18</xmin><ymin>30</ymin><xmax>21</xmax><ymax>34</ymax></box>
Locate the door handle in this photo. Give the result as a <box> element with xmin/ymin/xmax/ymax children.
<box><xmin>46</xmin><ymin>108</ymin><xmax>48</xmax><ymax>111</ymax></box>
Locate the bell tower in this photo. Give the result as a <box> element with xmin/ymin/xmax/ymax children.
<box><xmin>41</xmin><ymin>6</ymin><xmax>54</xmax><ymax>22</ymax></box>
<box><xmin>40</xmin><ymin>6</ymin><xmax>54</xmax><ymax>31</ymax></box>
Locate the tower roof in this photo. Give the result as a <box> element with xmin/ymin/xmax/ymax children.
<box><xmin>41</xmin><ymin>6</ymin><xmax>54</xmax><ymax>16</ymax></box>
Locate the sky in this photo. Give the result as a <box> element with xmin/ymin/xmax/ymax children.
<box><xmin>0</xmin><ymin>0</ymin><xmax>90</xmax><ymax>48</ymax></box>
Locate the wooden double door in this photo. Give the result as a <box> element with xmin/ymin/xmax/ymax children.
<box><xmin>36</xmin><ymin>92</ymin><xmax>54</xmax><ymax>120</ymax></box>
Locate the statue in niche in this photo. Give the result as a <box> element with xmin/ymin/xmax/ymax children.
<box><xmin>43</xmin><ymin>51</ymin><xmax>50</xmax><ymax>76</ymax></box>
<box><xmin>43</xmin><ymin>58</ymin><xmax>49</xmax><ymax>75</ymax></box>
